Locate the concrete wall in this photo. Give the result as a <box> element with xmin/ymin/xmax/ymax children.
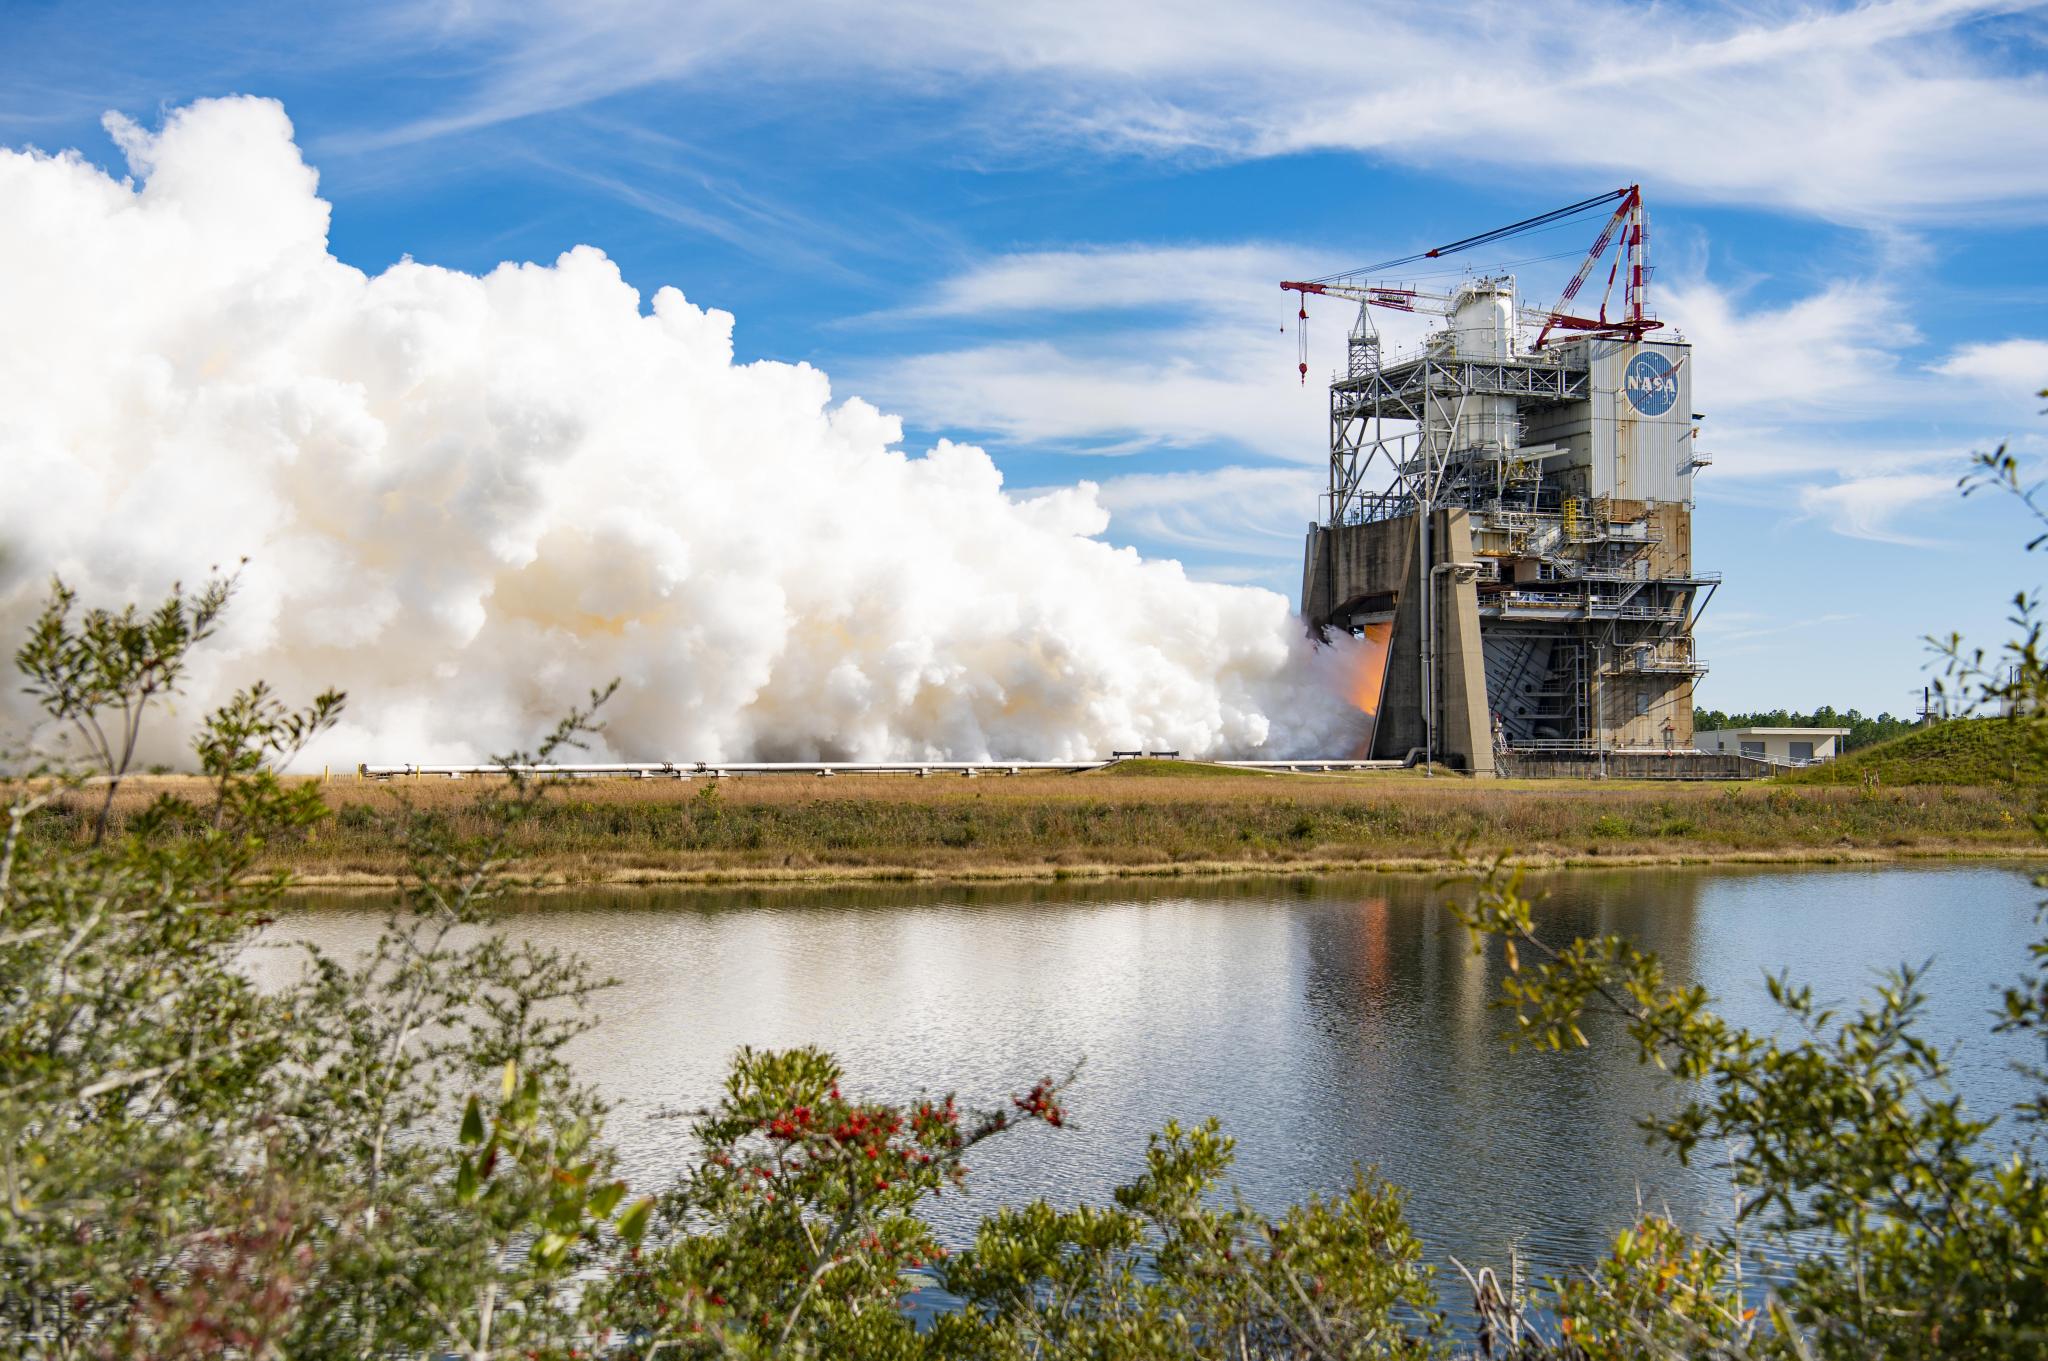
<box><xmin>1302</xmin><ymin>510</ymin><xmax>1494</xmax><ymax>774</ymax></box>
<box><xmin>1433</xmin><ymin>512</ymin><xmax>1492</xmax><ymax>774</ymax></box>
<box><xmin>1596</xmin><ymin>671</ymin><xmax>1695</xmax><ymax>751</ymax></box>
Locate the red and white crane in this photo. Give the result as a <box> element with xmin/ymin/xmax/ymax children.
<box><xmin>1281</xmin><ymin>185</ymin><xmax>1660</xmax><ymax>381</ymax></box>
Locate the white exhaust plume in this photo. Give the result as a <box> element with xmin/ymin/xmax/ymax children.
<box><xmin>0</xmin><ymin>98</ymin><xmax>1362</xmax><ymax>767</ymax></box>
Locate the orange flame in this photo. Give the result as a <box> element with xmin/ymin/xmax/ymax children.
<box><xmin>1343</xmin><ymin>621</ymin><xmax>1393</xmax><ymax>758</ymax></box>
<box><xmin>1347</xmin><ymin>620</ymin><xmax>1392</xmax><ymax>714</ymax></box>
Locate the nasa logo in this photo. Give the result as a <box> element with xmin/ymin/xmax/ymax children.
<box><xmin>1623</xmin><ymin>351</ymin><xmax>1679</xmax><ymax>416</ymax></box>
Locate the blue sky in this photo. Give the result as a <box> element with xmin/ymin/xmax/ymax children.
<box><xmin>7</xmin><ymin>0</ymin><xmax>2047</xmax><ymax>718</ymax></box>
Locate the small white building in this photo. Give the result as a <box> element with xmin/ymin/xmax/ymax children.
<box><xmin>1695</xmin><ymin>727</ymin><xmax>1851</xmax><ymax>766</ymax></box>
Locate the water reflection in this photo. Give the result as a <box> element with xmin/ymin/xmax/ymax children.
<box><xmin>269</xmin><ymin>864</ymin><xmax>2040</xmax><ymax>1290</ymax></box>
<box><xmin>1279</xmin><ymin>872</ymin><xmax>1717</xmax><ymax>1272</ymax></box>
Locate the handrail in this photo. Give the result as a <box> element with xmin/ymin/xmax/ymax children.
<box><xmin>356</xmin><ymin>758</ymin><xmax>1406</xmax><ymax>780</ymax></box>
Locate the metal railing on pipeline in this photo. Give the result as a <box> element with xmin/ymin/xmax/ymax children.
<box><xmin>1489</xmin><ymin>592</ymin><xmax>1688</xmax><ymax>622</ymax></box>
<box><xmin>1728</xmin><ymin>753</ymin><xmax>1832</xmax><ymax>769</ymax></box>
<box><xmin>1605</xmin><ymin>651</ymin><xmax>1710</xmax><ymax>676</ymax></box>
<box><xmin>355</xmin><ymin>756</ymin><xmax>1406</xmax><ymax>781</ymax></box>
<box><xmin>1348</xmin><ymin>340</ymin><xmax>1579</xmax><ymax>379</ymax></box>
<box><xmin>1496</xmin><ymin>747</ymin><xmax>1776</xmax><ymax>781</ymax></box>
<box><xmin>1507</xmin><ymin>741</ymin><xmax>1772</xmax><ymax>758</ymax></box>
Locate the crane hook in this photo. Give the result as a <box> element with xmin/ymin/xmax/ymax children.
<box><xmin>1294</xmin><ymin>290</ymin><xmax>1311</xmax><ymax>384</ymax></box>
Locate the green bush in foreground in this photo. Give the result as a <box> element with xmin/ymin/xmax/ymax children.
<box><xmin>7</xmin><ymin>421</ymin><xmax>2048</xmax><ymax>1358</ymax></box>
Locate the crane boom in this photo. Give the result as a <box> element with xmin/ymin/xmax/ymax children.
<box><xmin>1282</xmin><ymin>184</ymin><xmax>1661</xmax><ymax>378</ymax></box>
<box><xmin>1278</xmin><ymin>283</ymin><xmax>1446</xmax><ymax>313</ymax></box>
<box><xmin>1531</xmin><ymin>184</ymin><xmax>1659</xmax><ymax>350</ymax></box>
<box><xmin>1533</xmin><ymin>188</ymin><xmax>1634</xmax><ymax>348</ymax></box>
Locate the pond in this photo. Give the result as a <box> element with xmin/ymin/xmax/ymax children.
<box><xmin>268</xmin><ymin>863</ymin><xmax>2043</xmax><ymax>1293</ymax></box>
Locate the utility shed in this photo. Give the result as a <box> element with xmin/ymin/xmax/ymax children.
<box><xmin>1695</xmin><ymin>727</ymin><xmax>1850</xmax><ymax>766</ymax></box>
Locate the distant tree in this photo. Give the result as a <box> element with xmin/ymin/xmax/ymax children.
<box><xmin>1693</xmin><ymin>705</ymin><xmax>1917</xmax><ymax>751</ymax></box>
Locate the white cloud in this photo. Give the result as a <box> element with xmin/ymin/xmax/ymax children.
<box><xmin>1694</xmin><ymin>424</ymin><xmax>1966</xmax><ymax>483</ymax></box>
<box><xmin>1261</xmin><ymin>1</ymin><xmax>2048</xmax><ymax>222</ymax></box>
<box><xmin>855</xmin><ymin>237</ymin><xmax>2026</xmax><ymax>568</ymax></box>
<box><xmin>868</xmin><ymin>337</ymin><xmax>1327</xmax><ymax>462</ymax></box>
<box><xmin>1093</xmin><ymin>465</ymin><xmax>1323</xmax><ymax>557</ymax></box>
<box><xmin>1796</xmin><ymin>473</ymin><xmax>1959</xmax><ymax>545</ymax></box>
<box><xmin>866</xmin><ymin>239</ymin><xmax>1993</xmax><ymax>496</ymax></box>
<box><xmin>1662</xmin><ymin>277</ymin><xmax>1920</xmax><ymax>417</ymax></box>
<box><xmin>1934</xmin><ymin>338</ymin><xmax>2048</xmax><ymax>395</ymax></box>
<box><xmin>855</xmin><ymin>241</ymin><xmax>1423</xmax><ymax>463</ymax></box>
<box><xmin>1666</xmin><ymin>323</ymin><xmax>2048</xmax><ymax>494</ymax></box>
<box><xmin>359</xmin><ymin>0</ymin><xmax>2048</xmax><ymax>223</ymax></box>
<box><xmin>888</xmin><ymin>243</ymin><xmax>1293</xmax><ymax>323</ymax></box>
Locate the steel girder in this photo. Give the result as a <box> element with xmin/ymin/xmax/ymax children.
<box><xmin>1326</xmin><ymin>355</ymin><xmax>1589</xmax><ymax>524</ymax></box>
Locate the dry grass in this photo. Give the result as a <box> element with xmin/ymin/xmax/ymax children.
<box><xmin>33</xmin><ymin>767</ymin><xmax>2046</xmax><ymax>888</ymax></box>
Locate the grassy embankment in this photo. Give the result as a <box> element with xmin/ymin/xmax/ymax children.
<box><xmin>34</xmin><ymin>743</ymin><xmax>2047</xmax><ymax>888</ymax></box>
<box><xmin>1784</xmin><ymin>716</ymin><xmax>2048</xmax><ymax>787</ymax></box>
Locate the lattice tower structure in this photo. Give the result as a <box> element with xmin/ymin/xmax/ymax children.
<box><xmin>1299</xmin><ymin>273</ymin><xmax>1717</xmax><ymax>765</ymax></box>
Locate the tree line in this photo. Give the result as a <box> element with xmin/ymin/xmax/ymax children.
<box><xmin>1692</xmin><ymin>704</ymin><xmax>1921</xmax><ymax>751</ymax></box>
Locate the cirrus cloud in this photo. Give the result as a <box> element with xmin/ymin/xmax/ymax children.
<box><xmin>359</xmin><ymin>0</ymin><xmax>2048</xmax><ymax>224</ymax></box>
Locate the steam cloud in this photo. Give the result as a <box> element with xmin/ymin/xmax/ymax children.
<box><xmin>0</xmin><ymin>98</ymin><xmax>1361</xmax><ymax>767</ymax></box>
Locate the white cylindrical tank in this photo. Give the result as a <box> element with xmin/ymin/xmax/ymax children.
<box><xmin>1423</xmin><ymin>390</ymin><xmax>1517</xmax><ymax>455</ymax></box>
<box><xmin>1452</xmin><ymin>278</ymin><xmax>1515</xmax><ymax>361</ymax></box>
<box><xmin>1446</xmin><ymin>279</ymin><xmax>1518</xmax><ymax>455</ymax></box>
<box><xmin>1458</xmin><ymin>394</ymin><xmax>1517</xmax><ymax>454</ymax></box>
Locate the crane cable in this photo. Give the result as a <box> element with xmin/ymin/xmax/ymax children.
<box><xmin>1302</xmin><ymin>187</ymin><xmax>1632</xmax><ymax>285</ymax></box>
<box><xmin>1291</xmin><ymin>186</ymin><xmax>1636</xmax><ymax>382</ymax></box>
